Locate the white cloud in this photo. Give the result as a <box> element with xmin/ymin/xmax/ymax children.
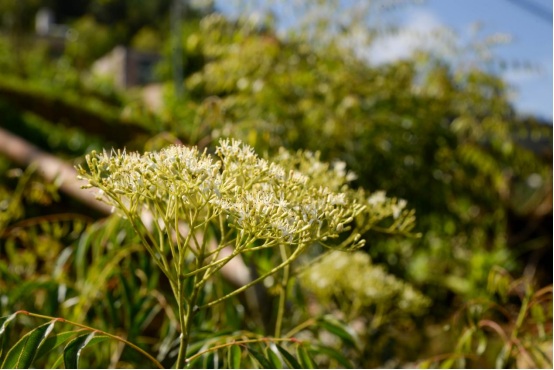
<box><xmin>503</xmin><ymin>69</ymin><xmax>540</xmax><ymax>84</ymax></box>
<box><xmin>362</xmin><ymin>10</ymin><xmax>445</xmax><ymax>65</ymax></box>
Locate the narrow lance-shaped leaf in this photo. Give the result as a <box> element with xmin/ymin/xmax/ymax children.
<box><xmin>53</xmin><ymin>337</ymin><xmax>110</xmax><ymax>370</ymax></box>
<box><xmin>496</xmin><ymin>344</ymin><xmax>510</xmax><ymax>369</ymax></box>
<box><xmin>2</xmin><ymin>321</ymin><xmax>55</xmax><ymax>369</ymax></box>
<box><xmin>439</xmin><ymin>357</ymin><xmax>455</xmax><ymax>369</ymax></box>
<box><xmin>266</xmin><ymin>345</ymin><xmax>283</xmax><ymax>369</ymax></box>
<box><xmin>35</xmin><ymin>330</ymin><xmax>84</xmax><ymax>361</ymax></box>
<box><xmin>275</xmin><ymin>344</ymin><xmax>301</xmax><ymax>369</ymax></box>
<box><xmin>418</xmin><ymin>359</ymin><xmax>432</xmax><ymax>369</ymax></box>
<box><xmin>247</xmin><ymin>346</ymin><xmax>273</xmax><ymax>369</ymax></box>
<box><xmin>530</xmin><ymin>342</ymin><xmax>554</xmax><ymax>368</ymax></box>
<box><xmin>63</xmin><ymin>332</ymin><xmax>98</xmax><ymax>369</ymax></box>
<box><xmin>202</xmin><ymin>352</ymin><xmax>215</xmax><ymax>369</ymax></box>
<box><xmin>0</xmin><ymin>314</ymin><xmax>18</xmax><ymax>358</ymax></box>
<box><xmin>296</xmin><ymin>345</ymin><xmax>316</xmax><ymax>369</ymax></box>
<box><xmin>228</xmin><ymin>345</ymin><xmax>241</xmax><ymax>369</ymax></box>
<box><xmin>317</xmin><ymin>316</ymin><xmax>360</xmax><ymax>349</ymax></box>
<box><xmin>310</xmin><ymin>345</ymin><xmax>353</xmax><ymax>369</ymax></box>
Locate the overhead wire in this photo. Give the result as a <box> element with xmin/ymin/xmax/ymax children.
<box><xmin>504</xmin><ymin>0</ymin><xmax>553</xmax><ymax>25</ymax></box>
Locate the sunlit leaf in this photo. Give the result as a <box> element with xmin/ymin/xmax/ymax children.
<box><xmin>247</xmin><ymin>346</ymin><xmax>272</xmax><ymax>369</ymax></box>
<box><xmin>266</xmin><ymin>345</ymin><xmax>282</xmax><ymax>369</ymax></box>
<box><xmin>2</xmin><ymin>321</ymin><xmax>55</xmax><ymax>369</ymax></box>
<box><xmin>296</xmin><ymin>345</ymin><xmax>316</xmax><ymax>369</ymax></box>
<box><xmin>228</xmin><ymin>344</ymin><xmax>241</xmax><ymax>369</ymax></box>
<box><xmin>309</xmin><ymin>345</ymin><xmax>353</xmax><ymax>369</ymax></box>
<box><xmin>316</xmin><ymin>316</ymin><xmax>360</xmax><ymax>349</ymax></box>
<box><xmin>35</xmin><ymin>330</ymin><xmax>83</xmax><ymax>361</ymax></box>
<box><xmin>275</xmin><ymin>344</ymin><xmax>301</xmax><ymax>369</ymax></box>
<box><xmin>63</xmin><ymin>332</ymin><xmax>103</xmax><ymax>369</ymax></box>
<box><xmin>530</xmin><ymin>343</ymin><xmax>554</xmax><ymax>368</ymax></box>
<box><xmin>0</xmin><ymin>314</ymin><xmax>17</xmax><ymax>358</ymax></box>
<box><xmin>439</xmin><ymin>357</ymin><xmax>455</xmax><ymax>369</ymax></box>
<box><xmin>418</xmin><ymin>359</ymin><xmax>432</xmax><ymax>369</ymax></box>
<box><xmin>496</xmin><ymin>344</ymin><xmax>509</xmax><ymax>369</ymax></box>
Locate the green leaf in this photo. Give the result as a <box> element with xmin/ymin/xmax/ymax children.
<box><xmin>247</xmin><ymin>346</ymin><xmax>272</xmax><ymax>369</ymax></box>
<box><xmin>63</xmin><ymin>333</ymin><xmax>104</xmax><ymax>369</ymax></box>
<box><xmin>530</xmin><ymin>343</ymin><xmax>554</xmax><ymax>368</ymax></box>
<box><xmin>475</xmin><ymin>332</ymin><xmax>487</xmax><ymax>356</ymax></box>
<box><xmin>203</xmin><ymin>352</ymin><xmax>215</xmax><ymax>369</ymax></box>
<box><xmin>35</xmin><ymin>330</ymin><xmax>83</xmax><ymax>361</ymax></box>
<box><xmin>439</xmin><ymin>357</ymin><xmax>455</xmax><ymax>369</ymax></box>
<box><xmin>418</xmin><ymin>359</ymin><xmax>432</xmax><ymax>369</ymax></box>
<box><xmin>496</xmin><ymin>344</ymin><xmax>509</xmax><ymax>369</ymax></box>
<box><xmin>296</xmin><ymin>345</ymin><xmax>316</xmax><ymax>369</ymax></box>
<box><xmin>317</xmin><ymin>316</ymin><xmax>359</xmax><ymax>349</ymax></box>
<box><xmin>52</xmin><ymin>353</ymin><xmax>64</xmax><ymax>369</ymax></box>
<box><xmin>0</xmin><ymin>314</ymin><xmax>17</xmax><ymax>358</ymax></box>
<box><xmin>266</xmin><ymin>345</ymin><xmax>282</xmax><ymax>369</ymax></box>
<box><xmin>275</xmin><ymin>344</ymin><xmax>301</xmax><ymax>369</ymax></box>
<box><xmin>310</xmin><ymin>345</ymin><xmax>353</xmax><ymax>369</ymax></box>
<box><xmin>187</xmin><ymin>352</ymin><xmax>205</xmax><ymax>369</ymax></box>
<box><xmin>228</xmin><ymin>345</ymin><xmax>241</xmax><ymax>369</ymax></box>
<box><xmin>2</xmin><ymin>321</ymin><xmax>55</xmax><ymax>369</ymax></box>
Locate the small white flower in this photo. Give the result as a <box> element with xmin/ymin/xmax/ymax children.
<box><xmin>368</xmin><ymin>191</ymin><xmax>386</xmax><ymax>206</ymax></box>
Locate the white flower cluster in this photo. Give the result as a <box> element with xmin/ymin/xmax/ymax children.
<box><xmin>77</xmin><ymin>139</ymin><xmax>364</xmax><ymax>249</ymax></box>
<box><xmin>272</xmin><ymin>148</ymin><xmax>417</xmax><ymax>238</ymax></box>
<box><xmin>77</xmin><ymin>139</ymin><xmax>420</xmax><ymax>320</ymax></box>
<box><xmin>366</xmin><ymin>190</ymin><xmax>408</xmax><ymax>220</ymax></box>
<box><xmin>301</xmin><ymin>251</ymin><xmax>431</xmax><ymax>316</ymax></box>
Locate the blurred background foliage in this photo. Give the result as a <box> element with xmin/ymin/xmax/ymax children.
<box><xmin>0</xmin><ymin>0</ymin><xmax>552</xmax><ymax>368</ymax></box>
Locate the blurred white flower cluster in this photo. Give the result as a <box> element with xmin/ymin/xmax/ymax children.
<box><xmin>302</xmin><ymin>251</ymin><xmax>431</xmax><ymax>317</ymax></box>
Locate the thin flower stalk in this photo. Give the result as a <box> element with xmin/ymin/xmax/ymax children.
<box><xmin>78</xmin><ymin>139</ymin><xmax>415</xmax><ymax>368</ymax></box>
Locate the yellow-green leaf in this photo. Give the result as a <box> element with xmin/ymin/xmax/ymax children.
<box><xmin>228</xmin><ymin>345</ymin><xmax>241</xmax><ymax>369</ymax></box>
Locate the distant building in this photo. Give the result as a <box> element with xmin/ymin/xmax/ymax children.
<box><xmin>35</xmin><ymin>8</ymin><xmax>55</xmax><ymax>36</ymax></box>
<box><xmin>35</xmin><ymin>7</ymin><xmax>73</xmax><ymax>40</ymax></box>
<box><xmin>92</xmin><ymin>46</ymin><xmax>161</xmax><ymax>89</ymax></box>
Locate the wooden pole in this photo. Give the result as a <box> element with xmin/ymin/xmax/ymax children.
<box><xmin>0</xmin><ymin>126</ymin><xmax>252</xmax><ymax>288</ymax></box>
<box><xmin>0</xmin><ymin>126</ymin><xmax>111</xmax><ymax>213</ymax></box>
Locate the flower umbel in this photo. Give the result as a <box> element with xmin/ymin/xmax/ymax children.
<box><xmin>78</xmin><ymin>140</ymin><xmax>363</xmax><ymax>254</ymax></box>
<box><xmin>77</xmin><ymin>139</ymin><xmax>416</xmax><ymax>367</ymax></box>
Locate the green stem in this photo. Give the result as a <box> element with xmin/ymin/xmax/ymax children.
<box><xmin>176</xmin><ymin>217</ymin><xmax>209</xmax><ymax>368</ymax></box>
<box><xmin>284</xmin><ymin>318</ymin><xmax>315</xmax><ymax>338</ymax></box>
<box><xmin>275</xmin><ymin>245</ymin><xmax>290</xmax><ymax>338</ymax></box>
<box><xmin>175</xmin><ymin>278</ymin><xmax>189</xmax><ymax>369</ymax></box>
<box><xmin>111</xmin><ymin>195</ymin><xmax>174</xmax><ymax>286</ymax></box>
<box><xmin>198</xmin><ymin>244</ymin><xmax>305</xmax><ymax>310</ymax></box>
<box><xmin>176</xmin><ymin>288</ymin><xmax>198</xmax><ymax>369</ymax></box>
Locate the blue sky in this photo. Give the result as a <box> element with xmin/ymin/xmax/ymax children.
<box><xmin>215</xmin><ymin>0</ymin><xmax>553</xmax><ymax>121</ymax></box>
<box><xmin>421</xmin><ymin>0</ymin><xmax>552</xmax><ymax>121</ymax></box>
